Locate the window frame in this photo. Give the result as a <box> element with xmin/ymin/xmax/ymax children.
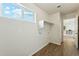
<box><xmin>0</xmin><ymin>3</ymin><xmax>36</xmax><ymax>23</ymax></box>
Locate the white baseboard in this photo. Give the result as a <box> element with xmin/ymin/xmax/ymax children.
<box><xmin>50</xmin><ymin>41</ymin><xmax>61</xmax><ymax>45</ymax></box>
<box><xmin>29</xmin><ymin>42</ymin><xmax>49</xmax><ymax>56</ymax></box>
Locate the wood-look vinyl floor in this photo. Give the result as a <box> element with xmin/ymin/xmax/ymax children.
<box><xmin>33</xmin><ymin>37</ymin><xmax>79</xmax><ymax>56</ymax></box>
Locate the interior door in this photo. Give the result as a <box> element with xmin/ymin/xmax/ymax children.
<box><xmin>73</xmin><ymin>17</ymin><xmax>78</xmax><ymax>48</ymax></box>
<box><xmin>75</xmin><ymin>16</ymin><xmax>79</xmax><ymax>49</ymax></box>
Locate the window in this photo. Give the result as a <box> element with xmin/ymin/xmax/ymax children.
<box><xmin>1</xmin><ymin>3</ymin><xmax>35</xmax><ymax>23</ymax></box>
<box><xmin>2</xmin><ymin>3</ymin><xmax>22</xmax><ymax>18</ymax></box>
<box><xmin>23</xmin><ymin>10</ymin><xmax>34</xmax><ymax>22</ymax></box>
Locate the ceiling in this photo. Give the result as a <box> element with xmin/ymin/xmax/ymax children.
<box><xmin>35</xmin><ymin>3</ymin><xmax>79</xmax><ymax>15</ymax></box>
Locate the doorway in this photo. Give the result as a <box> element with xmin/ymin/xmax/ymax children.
<box><xmin>63</xmin><ymin>18</ymin><xmax>77</xmax><ymax>48</ymax></box>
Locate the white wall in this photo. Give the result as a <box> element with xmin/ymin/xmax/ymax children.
<box><xmin>49</xmin><ymin>12</ymin><xmax>62</xmax><ymax>45</ymax></box>
<box><xmin>0</xmin><ymin>3</ymin><xmax>49</xmax><ymax>56</ymax></box>
<box><xmin>63</xmin><ymin>11</ymin><xmax>77</xmax><ymax>19</ymax></box>
<box><xmin>44</xmin><ymin>22</ymin><xmax>52</xmax><ymax>43</ymax></box>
